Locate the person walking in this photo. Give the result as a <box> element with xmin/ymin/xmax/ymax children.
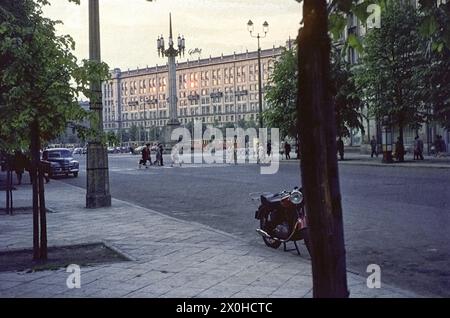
<box><xmin>439</xmin><ymin>135</ymin><xmax>447</xmax><ymax>157</ymax></box>
<box><xmin>258</xmin><ymin>143</ymin><xmax>265</xmax><ymax>164</ymax></box>
<box><xmin>266</xmin><ymin>141</ymin><xmax>272</xmax><ymax>158</ymax></box>
<box><xmin>337</xmin><ymin>137</ymin><xmax>344</xmax><ymax>160</ymax></box>
<box><xmin>14</xmin><ymin>150</ymin><xmax>27</xmax><ymax>185</ymax></box>
<box><xmin>139</xmin><ymin>144</ymin><xmax>151</xmax><ymax>169</ymax></box>
<box><xmin>414</xmin><ymin>136</ymin><xmax>424</xmax><ymax>160</ymax></box>
<box><xmin>171</xmin><ymin>143</ymin><xmax>182</xmax><ymax>167</ymax></box>
<box><xmin>395</xmin><ymin>137</ymin><xmax>405</xmax><ymax>162</ymax></box>
<box><xmin>233</xmin><ymin>137</ymin><xmax>238</xmax><ymax>165</ymax></box>
<box><xmin>284</xmin><ymin>142</ymin><xmax>291</xmax><ymax>160</ymax></box>
<box><xmin>154</xmin><ymin>143</ymin><xmax>161</xmax><ymax>166</ymax></box>
<box><xmin>159</xmin><ymin>143</ymin><xmax>164</xmax><ymax>166</ymax></box>
<box><xmin>370</xmin><ymin>136</ymin><xmax>378</xmax><ymax>158</ymax></box>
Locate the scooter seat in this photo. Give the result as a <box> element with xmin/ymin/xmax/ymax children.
<box><xmin>261</xmin><ymin>193</ymin><xmax>283</xmax><ymax>208</ymax></box>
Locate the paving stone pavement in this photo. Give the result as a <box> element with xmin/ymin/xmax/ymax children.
<box><xmin>280</xmin><ymin>153</ymin><xmax>450</xmax><ymax>169</ymax></box>
<box><xmin>0</xmin><ymin>181</ymin><xmax>420</xmax><ymax>298</ymax></box>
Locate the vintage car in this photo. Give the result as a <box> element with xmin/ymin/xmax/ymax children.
<box><xmin>42</xmin><ymin>148</ymin><xmax>79</xmax><ymax>178</ymax></box>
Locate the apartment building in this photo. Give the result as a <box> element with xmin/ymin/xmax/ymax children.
<box><xmin>101</xmin><ymin>46</ymin><xmax>283</xmax><ymax>135</ymax></box>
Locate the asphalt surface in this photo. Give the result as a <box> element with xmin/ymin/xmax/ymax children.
<box><xmin>59</xmin><ymin>154</ymin><xmax>450</xmax><ymax>297</ymax></box>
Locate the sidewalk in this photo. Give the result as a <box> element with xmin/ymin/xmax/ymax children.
<box><xmin>0</xmin><ymin>180</ymin><xmax>419</xmax><ymax>298</ymax></box>
<box><xmin>339</xmin><ymin>153</ymin><xmax>450</xmax><ymax>169</ymax></box>
<box><xmin>280</xmin><ymin>153</ymin><xmax>450</xmax><ymax>169</ymax></box>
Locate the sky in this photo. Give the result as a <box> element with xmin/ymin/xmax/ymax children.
<box><xmin>43</xmin><ymin>0</ymin><xmax>303</xmax><ymax>71</ymax></box>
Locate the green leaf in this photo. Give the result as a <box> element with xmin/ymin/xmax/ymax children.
<box><xmin>329</xmin><ymin>13</ymin><xmax>347</xmax><ymax>41</ymax></box>
<box><xmin>347</xmin><ymin>34</ymin><xmax>363</xmax><ymax>53</ymax></box>
<box><xmin>419</xmin><ymin>15</ymin><xmax>439</xmax><ymax>37</ymax></box>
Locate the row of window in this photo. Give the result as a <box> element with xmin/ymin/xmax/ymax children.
<box><xmin>104</xmin><ymin>60</ymin><xmax>274</xmax><ymax>98</ymax></box>
<box><xmin>103</xmin><ymin>113</ymin><xmax>259</xmax><ymax>130</ymax></box>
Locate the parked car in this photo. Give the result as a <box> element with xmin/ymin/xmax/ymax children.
<box><xmin>73</xmin><ymin>147</ymin><xmax>84</xmax><ymax>155</ymax></box>
<box><xmin>42</xmin><ymin>148</ymin><xmax>79</xmax><ymax>178</ymax></box>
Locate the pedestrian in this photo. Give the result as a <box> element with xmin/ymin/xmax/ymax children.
<box><xmin>414</xmin><ymin>135</ymin><xmax>424</xmax><ymax>160</ymax></box>
<box><xmin>439</xmin><ymin>135</ymin><xmax>447</xmax><ymax>157</ymax></box>
<box><xmin>24</xmin><ymin>152</ymin><xmax>33</xmax><ymax>184</ymax></box>
<box><xmin>154</xmin><ymin>143</ymin><xmax>161</xmax><ymax>166</ymax></box>
<box><xmin>14</xmin><ymin>150</ymin><xmax>27</xmax><ymax>185</ymax></box>
<box><xmin>139</xmin><ymin>144</ymin><xmax>151</xmax><ymax>168</ymax></box>
<box><xmin>258</xmin><ymin>143</ymin><xmax>265</xmax><ymax>164</ymax></box>
<box><xmin>267</xmin><ymin>141</ymin><xmax>272</xmax><ymax>158</ymax></box>
<box><xmin>159</xmin><ymin>143</ymin><xmax>164</xmax><ymax>166</ymax></box>
<box><xmin>284</xmin><ymin>142</ymin><xmax>291</xmax><ymax>160</ymax></box>
<box><xmin>171</xmin><ymin>143</ymin><xmax>182</xmax><ymax>167</ymax></box>
<box><xmin>395</xmin><ymin>137</ymin><xmax>405</xmax><ymax>162</ymax></box>
<box><xmin>233</xmin><ymin>137</ymin><xmax>238</xmax><ymax>165</ymax></box>
<box><xmin>370</xmin><ymin>136</ymin><xmax>378</xmax><ymax>158</ymax></box>
<box><xmin>337</xmin><ymin>137</ymin><xmax>344</xmax><ymax>160</ymax></box>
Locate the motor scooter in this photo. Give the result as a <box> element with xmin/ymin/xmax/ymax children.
<box><xmin>251</xmin><ymin>187</ymin><xmax>310</xmax><ymax>256</ymax></box>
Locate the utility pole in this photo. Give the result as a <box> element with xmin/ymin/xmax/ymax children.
<box><xmin>86</xmin><ymin>0</ymin><xmax>111</xmax><ymax>208</ymax></box>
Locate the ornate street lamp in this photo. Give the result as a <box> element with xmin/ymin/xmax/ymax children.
<box><xmin>157</xmin><ymin>13</ymin><xmax>185</xmax><ymax>127</ymax></box>
<box><xmin>247</xmin><ymin>20</ymin><xmax>269</xmax><ymax>129</ymax></box>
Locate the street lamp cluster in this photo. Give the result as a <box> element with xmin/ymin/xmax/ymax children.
<box><xmin>157</xmin><ymin>34</ymin><xmax>185</xmax><ymax>57</ymax></box>
<box><xmin>247</xmin><ymin>20</ymin><xmax>269</xmax><ymax>129</ymax></box>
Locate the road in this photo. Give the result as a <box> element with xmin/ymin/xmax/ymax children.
<box><xmin>61</xmin><ymin>154</ymin><xmax>450</xmax><ymax>297</ymax></box>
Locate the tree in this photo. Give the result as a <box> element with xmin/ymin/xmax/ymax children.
<box><xmin>129</xmin><ymin>124</ymin><xmax>139</xmax><ymax>142</ymax></box>
<box><xmin>263</xmin><ymin>48</ymin><xmax>298</xmax><ymax>138</ymax></box>
<box><xmin>237</xmin><ymin>118</ymin><xmax>258</xmax><ymax>130</ymax></box>
<box><xmin>297</xmin><ymin>0</ymin><xmax>349</xmax><ymax>297</ymax></box>
<box><xmin>354</xmin><ymin>1</ymin><xmax>427</xmax><ymax>161</ymax></box>
<box><xmin>0</xmin><ymin>0</ymin><xmax>109</xmax><ymax>260</ymax></box>
<box><xmin>418</xmin><ymin>1</ymin><xmax>450</xmax><ymax>130</ymax></box>
<box><xmin>264</xmin><ymin>44</ymin><xmax>363</xmax><ymax>141</ymax></box>
<box><xmin>331</xmin><ymin>47</ymin><xmax>364</xmax><ymax>138</ymax></box>
<box><xmin>295</xmin><ymin>0</ymin><xmax>448</xmax><ymax>297</ymax></box>
<box><xmin>107</xmin><ymin>131</ymin><xmax>119</xmax><ymax>147</ymax></box>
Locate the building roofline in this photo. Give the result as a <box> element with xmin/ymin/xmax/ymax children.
<box><xmin>112</xmin><ymin>46</ymin><xmax>285</xmax><ymax>79</ymax></box>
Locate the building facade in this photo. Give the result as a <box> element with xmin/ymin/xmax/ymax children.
<box><xmin>101</xmin><ymin>46</ymin><xmax>283</xmax><ymax>140</ymax></box>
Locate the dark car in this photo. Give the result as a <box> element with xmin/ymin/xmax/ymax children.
<box><xmin>42</xmin><ymin>148</ymin><xmax>79</xmax><ymax>178</ymax></box>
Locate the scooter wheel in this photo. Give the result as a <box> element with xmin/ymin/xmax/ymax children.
<box><xmin>260</xmin><ymin>211</ymin><xmax>282</xmax><ymax>249</ymax></box>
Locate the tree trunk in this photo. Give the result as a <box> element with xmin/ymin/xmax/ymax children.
<box><xmin>399</xmin><ymin>124</ymin><xmax>404</xmax><ymax>162</ymax></box>
<box><xmin>297</xmin><ymin>0</ymin><xmax>349</xmax><ymax>298</ymax></box>
<box><xmin>31</xmin><ymin>121</ymin><xmax>40</xmax><ymax>260</ymax></box>
<box><xmin>38</xmin><ymin>166</ymin><xmax>47</xmax><ymax>259</ymax></box>
<box><xmin>5</xmin><ymin>169</ymin><xmax>10</xmax><ymax>215</ymax></box>
<box><xmin>5</xmin><ymin>163</ymin><xmax>13</xmax><ymax>215</ymax></box>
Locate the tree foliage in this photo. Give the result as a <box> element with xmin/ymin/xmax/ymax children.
<box><xmin>263</xmin><ymin>48</ymin><xmax>298</xmax><ymax>138</ymax></box>
<box><xmin>353</xmin><ymin>1</ymin><xmax>427</xmax><ymax>140</ymax></box>
<box><xmin>263</xmin><ymin>45</ymin><xmax>363</xmax><ymax>139</ymax></box>
<box><xmin>331</xmin><ymin>47</ymin><xmax>364</xmax><ymax>138</ymax></box>
<box><xmin>418</xmin><ymin>1</ymin><xmax>450</xmax><ymax>129</ymax></box>
<box><xmin>0</xmin><ymin>0</ymin><xmax>110</xmax><ymax>152</ymax></box>
<box><xmin>0</xmin><ymin>0</ymin><xmax>110</xmax><ymax>260</ymax></box>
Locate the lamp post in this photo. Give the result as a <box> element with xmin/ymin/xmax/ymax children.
<box><xmin>86</xmin><ymin>0</ymin><xmax>111</xmax><ymax>208</ymax></box>
<box><xmin>157</xmin><ymin>13</ymin><xmax>185</xmax><ymax>128</ymax></box>
<box><xmin>247</xmin><ymin>20</ymin><xmax>269</xmax><ymax>129</ymax></box>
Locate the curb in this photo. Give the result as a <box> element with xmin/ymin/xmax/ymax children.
<box><xmin>279</xmin><ymin>159</ymin><xmax>450</xmax><ymax>169</ymax></box>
